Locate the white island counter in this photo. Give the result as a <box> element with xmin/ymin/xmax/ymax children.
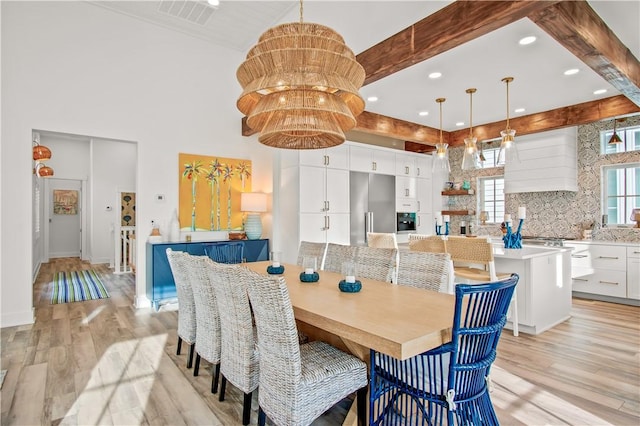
<box><xmin>493</xmin><ymin>244</ymin><xmax>572</xmax><ymax>335</ymax></box>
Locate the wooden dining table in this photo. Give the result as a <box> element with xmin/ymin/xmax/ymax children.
<box><xmin>245</xmin><ymin>261</ymin><xmax>456</xmax><ymax>425</ymax></box>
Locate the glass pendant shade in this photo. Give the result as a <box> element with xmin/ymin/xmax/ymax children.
<box><xmin>461</xmin><ymin>88</ymin><xmax>479</xmax><ymax>170</ymax></box>
<box><xmin>432</xmin><ymin>142</ymin><xmax>451</xmax><ymax>173</ymax></box>
<box><xmin>461</xmin><ymin>136</ymin><xmax>479</xmax><ymax>170</ymax></box>
<box><xmin>432</xmin><ymin>97</ymin><xmax>450</xmax><ymax>173</ymax></box>
<box><xmin>498</xmin><ymin>77</ymin><xmax>519</xmax><ymax>165</ymax></box>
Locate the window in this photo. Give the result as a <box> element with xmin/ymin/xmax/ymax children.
<box><xmin>478</xmin><ymin>176</ymin><xmax>505</xmax><ymax>223</ymax></box>
<box><xmin>602</xmin><ymin>163</ymin><xmax>639</xmax><ymax>225</ymax></box>
<box><xmin>601</xmin><ymin>124</ymin><xmax>640</xmax><ymax>154</ymax></box>
<box><xmin>478</xmin><ymin>145</ymin><xmax>502</xmax><ymax>168</ymax></box>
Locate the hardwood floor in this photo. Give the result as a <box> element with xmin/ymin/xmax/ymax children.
<box><xmin>1</xmin><ymin>257</ymin><xmax>639</xmax><ymax>425</ymax></box>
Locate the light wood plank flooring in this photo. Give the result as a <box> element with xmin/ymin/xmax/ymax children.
<box><xmin>1</xmin><ymin>258</ymin><xmax>639</xmax><ymax>425</ymax></box>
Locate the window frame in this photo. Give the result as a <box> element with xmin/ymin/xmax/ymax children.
<box><xmin>477</xmin><ymin>175</ymin><xmax>505</xmax><ymax>224</ymax></box>
<box><xmin>601</xmin><ymin>162</ymin><xmax>639</xmax><ymax>227</ymax></box>
<box><xmin>600</xmin><ymin>124</ymin><xmax>640</xmax><ymax>154</ymax></box>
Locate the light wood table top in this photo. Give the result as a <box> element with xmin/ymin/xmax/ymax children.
<box><xmin>246</xmin><ymin>261</ymin><xmax>455</xmax><ymax>361</ymax></box>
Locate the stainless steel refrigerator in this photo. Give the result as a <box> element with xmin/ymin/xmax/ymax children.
<box><xmin>350</xmin><ymin>171</ymin><xmax>396</xmax><ymax>246</ymax></box>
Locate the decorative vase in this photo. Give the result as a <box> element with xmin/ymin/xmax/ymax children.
<box><xmin>169</xmin><ymin>209</ymin><xmax>180</xmax><ymax>242</ymax></box>
<box><xmin>244</xmin><ymin>213</ymin><xmax>262</xmax><ymax>240</ymax></box>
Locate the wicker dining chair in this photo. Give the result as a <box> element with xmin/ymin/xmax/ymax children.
<box><xmin>445</xmin><ymin>236</ymin><xmax>518</xmax><ymax>336</ymax></box>
<box><xmin>186</xmin><ymin>255</ymin><xmax>222</xmax><ymax>394</ymax></box>
<box><xmin>208</xmin><ymin>261</ymin><xmax>259</xmax><ymax>425</ymax></box>
<box><xmin>369</xmin><ymin>275</ymin><xmax>519</xmax><ymax>426</ymax></box>
<box><xmin>355</xmin><ymin>246</ymin><xmax>398</xmax><ymax>283</ymax></box>
<box><xmin>367</xmin><ymin>232</ymin><xmax>398</xmax><ymax>249</ymax></box>
<box><xmin>408</xmin><ymin>235</ymin><xmax>447</xmax><ymax>253</ymax></box>
<box><xmin>396</xmin><ymin>251</ymin><xmax>453</xmax><ymax>294</ymax></box>
<box><xmin>245</xmin><ymin>269</ymin><xmax>368</xmax><ymax>426</ymax></box>
<box><xmin>323</xmin><ymin>243</ymin><xmax>357</xmax><ymax>274</ymax></box>
<box><xmin>296</xmin><ymin>241</ymin><xmax>327</xmax><ymax>269</ymax></box>
<box><xmin>166</xmin><ymin>249</ymin><xmax>197</xmax><ymax>369</ymax></box>
<box><xmin>204</xmin><ymin>242</ymin><xmax>245</xmax><ymax>264</ymax></box>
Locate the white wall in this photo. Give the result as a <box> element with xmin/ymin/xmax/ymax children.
<box><xmin>91</xmin><ymin>139</ymin><xmax>136</xmax><ymax>264</ymax></box>
<box><xmin>1</xmin><ymin>1</ymin><xmax>273</xmax><ymax>327</ymax></box>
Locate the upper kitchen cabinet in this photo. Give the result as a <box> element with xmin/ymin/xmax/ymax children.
<box><xmin>281</xmin><ymin>144</ymin><xmax>349</xmax><ymax>169</ymax></box>
<box><xmin>415</xmin><ymin>155</ymin><xmax>432</xmax><ymax>178</ymax></box>
<box><xmin>349</xmin><ymin>144</ymin><xmax>395</xmax><ymax>175</ymax></box>
<box><xmin>298</xmin><ymin>144</ymin><xmax>349</xmax><ymax>169</ymax></box>
<box><xmin>504</xmin><ymin>128</ymin><xmax>577</xmax><ymax>193</ymax></box>
<box><xmin>396</xmin><ymin>153</ymin><xmax>416</xmax><ymax>176</ymax></box>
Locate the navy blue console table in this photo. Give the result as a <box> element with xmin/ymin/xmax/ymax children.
<box><xmin>146</xmin><ymin>239</ymin><xmax>269</xmax><ymax>309</ymax></box>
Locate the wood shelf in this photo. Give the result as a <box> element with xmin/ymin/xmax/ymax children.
<box><xmin>442</xmin><ymin>210</ymin><xmax>476</xmax><ymax>216</ymax></box>
<box><xmin>442</xmin><ymin>189</ymin><xmax>475</xmax><ymax>196</ymax></box>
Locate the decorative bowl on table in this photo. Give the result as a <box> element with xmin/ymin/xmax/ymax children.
<box><xmin>267</xmin><ymin>265</ymin><xmax>285</xmax><ymax>274</ymax></box>
<box><xmin>228</xmin><ymin>232</ymin><xmax>246</xmax><ymax>240</ymax></box>
<box><xmin>338</xmin><ymin>280</ymin><xmax>362</xmax><ymax>293</ymax></box>
<box><xmin>299</xmin><ymin>272</ymin><xmax>319</xmax><ymax>282</ymax></box>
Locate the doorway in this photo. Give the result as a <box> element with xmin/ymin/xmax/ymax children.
<box><xmin>45</xmin><ymin>178</ymin><xmax>85</xmax><ymax>259</ymax></box>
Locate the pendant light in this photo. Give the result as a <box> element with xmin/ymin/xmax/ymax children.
<box><xmin>497</xmin><ymin>77</ymin><xmax>519</xmax><ymax>165</ymax></box>
<box><xmin>237</xmin><ymin>0</ymin><xmax>365</xmax><ymax>149</ymax></box>
<box><xmin>461</xmin><ymin>88</ymin><xmax>479</xmax><ymax>170</ymax></box>
<box><xmin>32</xmin><ymin>131</ymin><xmax>54</xmax><ymax>178</ymax></box>
<box><xmin>432</xmin><ymin>97</ymin><xmax>451</xmax><ymax>173</ymax></box>
<box><xmin>608</xmin><ymin>118</ymin><xmax>622</xmax><ymax>144</ymax></box>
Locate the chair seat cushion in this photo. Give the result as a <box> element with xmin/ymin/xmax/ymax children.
<box><xmin>454</xmin><ymin>267</ymin><xmax>510</xmax><ymax>282</ymax></box>
<box><xmin>300</xmin><ymin>341</ymin><xmax>367</xmax><ymax>386</ymax></box>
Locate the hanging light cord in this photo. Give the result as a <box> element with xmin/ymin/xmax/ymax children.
<box><xmin>467</xmin><ymin>88</ymin><xmax>476</xmax><ymax>138</ymax></box>
<box><xmin>438</xmin><ymin>99</ymin><xmax>444</xmax><ymax>143</ymax></box>
<box><xmin>299</xmin><ymin>0</ymin><xmax>303</xmax><ymax>25</ymax></box>
<box><xmin>503</xmin><ymin>77</ymin><xmax>512</xmax><ymax>131</ymax></box>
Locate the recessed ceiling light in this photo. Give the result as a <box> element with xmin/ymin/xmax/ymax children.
<box><xmin>514</xmin><ymin>108</ymin><xmax>525</xmax><ymax>113</ymax></box>
<box><xmin>367</xmin><ymin>96</ymin><xmax>378</xmax><ymax>102</ymax></box>
<box><xmin>593</xmin><ymin>89</ymin><xmax>607</xmax><ymax>95</ymax></box>
<box><xmin>519</xmin><ymin>36</ymin><xmax>537</xmax><ymax>45</ymax></box>
<box><xmin>564</xmin><ymin>68</ymin><xmax>579</xmax><ymax>76</ymax></box>
<box><xmin>455</xmin><ymin>122</ymin><xmax>465</xmax><ymax>127</ymax></box>
<box><xmin>418</xmin><ymin>111</ymin><xmax>429</xmax><ymax>116</ymax></box>
<box><xmin>207</xmin><ymin>0</ymin><xmax>220</xmax><ymax>6</ymax></box>
<box><xmin>428</xmin><ymin>72</ymin><xmax>442</xmax><ymax>79</ymax></box>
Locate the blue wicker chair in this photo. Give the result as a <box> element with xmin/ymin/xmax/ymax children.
<box><xmin>204</xmin><ymin>242</ymin><xmax>244</xmax><ymax>264</ymax></box>
<box><xmin>369</xmin><ymin>274</ymin><xmax>519</xmax><ymax>425</ymax></box>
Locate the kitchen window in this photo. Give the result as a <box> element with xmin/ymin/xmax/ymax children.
<box><xmin>601</xmin><ymin>124</ymin><xmax>640</xmax><ymax>154</ymax></box>
<box><xmin>478</xmin><ymin>176</ymin><xmax>505</xmax><ymax>223</ymax></box>
<box><xmin>478</xmin><ymin>145</ymin><xmax>502</xmax><ymax>168</ymax></box>
<box><xmin>602</xmin><ymin>163</ymin><xmax>639</xmax><ymax>225</ymax></box>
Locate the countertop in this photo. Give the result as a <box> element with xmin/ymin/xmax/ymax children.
<box><xmin>564</xmin><ymin>240</ymin><xmax>640</xmax><ymax>247</ymax></box>
<box><xmin>492</xmin><ymin>245</ymin><xmax>569</xmax><ymax>260</ymax></box>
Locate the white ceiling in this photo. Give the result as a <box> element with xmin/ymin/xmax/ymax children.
<box><xmin>90</xmin><ymin>0</ymin><xmax>640</xmax><ymax>133</ymax></box>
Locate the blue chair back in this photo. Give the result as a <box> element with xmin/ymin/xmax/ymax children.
<box><xmin>204</xmin><ymin>242</ymin><xmax>244</xmax><ymax>264</ymax></box>
<box><xmin>369</xmin><ymin>274</ymin><xmax>518</xmax><ymax>425</ymax></box>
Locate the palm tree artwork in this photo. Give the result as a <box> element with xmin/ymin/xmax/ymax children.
<box><xmin>178</xmin><ymin>153</ymin><xmax>251</xmax><ymax>233</ymax></box>
<box><xmin>236</xmin><ymin>161</ymin><xmax>251</xmax><ymax>191</ymax></box>
<box><xmin>182</xmin><ymin>160</ymin><xmax>203</xmax><ymax>231</ymax></box>
<box><xmin>222</xmin><ymin>164</ymin><xmax>235</xmax><ymax>230</ymax></box>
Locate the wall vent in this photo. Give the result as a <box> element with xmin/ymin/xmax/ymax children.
<box><xmin>157</xmin><ymin>1</ymin><xmax>215</xmax><ymax>26</ymax></box>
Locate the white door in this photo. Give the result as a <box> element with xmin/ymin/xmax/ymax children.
<box><xmin>49</xmin><ymin>179</ymin><xmax>82</xmax><ymax>258</ymax></box>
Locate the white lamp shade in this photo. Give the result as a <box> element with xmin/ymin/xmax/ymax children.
<box><xmin>241</xmin><ymin>192</ymin><xmax>267</xmax><ymax>212</ymax></box>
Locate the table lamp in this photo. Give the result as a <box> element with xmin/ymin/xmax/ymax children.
<box><xmin>241</xmin><ymin>192</ymin><xmax>267</xmax><ymax>240</ymax></box>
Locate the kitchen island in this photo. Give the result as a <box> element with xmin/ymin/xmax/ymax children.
<box><xmin>493</xmin><ymin>244</ymin><xmax>572</xmax><ymax>335</ymax></box>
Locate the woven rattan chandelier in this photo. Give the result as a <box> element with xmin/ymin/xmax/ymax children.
<box><xmin>236</xmin><ymin>0</ymin><xmax>365</xmax><ymax>149</ymax></box>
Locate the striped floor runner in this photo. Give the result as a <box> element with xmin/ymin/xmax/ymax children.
<box><xmin>51</xmin><ymin>270</ymin><xmax>110</xmax><ymax>304</ymax></box>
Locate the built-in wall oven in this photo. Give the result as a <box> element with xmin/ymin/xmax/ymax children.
<box><xmin>397</xmin><ymin>212</ymin><xmax>417</xmax><ymax>233</ymax></box>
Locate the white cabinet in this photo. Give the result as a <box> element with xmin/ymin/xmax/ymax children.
<box><xmin>299</xmin><ymin>213</ymin><xmax>350</xmax><ymax>246</ymax></box>
<box><xmin>567</xmin><ymin>242</ymin><xmax>628</xmax><ymax>299</ymax></box>
<box><xmin>504</xmin><ymin>128</ymin><xmax>577</xmax><ymax>193</ymax></box>
<box><xmin>395</xmin><ymin>153</ymin><xmax>416</xmax><ymax>177</ymax></box>
<box><xmin>349</xmin><ymin>145</ymin><xmax>395</xmax><ymax>175</ymax></box>
<box><xmin>416</xmin><ymin>177</ymin><xmax>433</xmax><ymax>235</ymax></box>
<box><xmin>396</xmin><ymin>176</ymin><xmax>416</xmax><ymax>200</ymax></box>
<box><xmin>415</xmin><ymin>156</ymin><xmax>432</xmax><ymax>178</ymax></box>
<box><xmin>627</xmin><ymin>246</ymin><xmax>640</xmax><ymax>299</ymax></box>
<box><xmin>299</xmin><ymin>166</ymin><xmax>349</xmax><ymax>214</ymax></box>
<box><xmin>298</xmin><ymin>144</ymin><xmax>349</xmax><ymax>169</ymax></box>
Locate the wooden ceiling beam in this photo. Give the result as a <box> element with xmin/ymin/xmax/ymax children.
<box><xmin>530</xmin><ymin>1</ymin><xmax>640</xmax><ymax>107</ymax></box>
<box><xmin>357</xmin><ymin>0</ymin><xmax>560</xmax><ymax>86</ymax></box>
<box><xmin>353</xmin><ymin>111</ymin><xmax>444</xmax><ymax>145</ymax></box>
<box><xmin>448</xmin><ymin>95</ymin><xmax>640</xmax><ymax>146</ymax></box>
